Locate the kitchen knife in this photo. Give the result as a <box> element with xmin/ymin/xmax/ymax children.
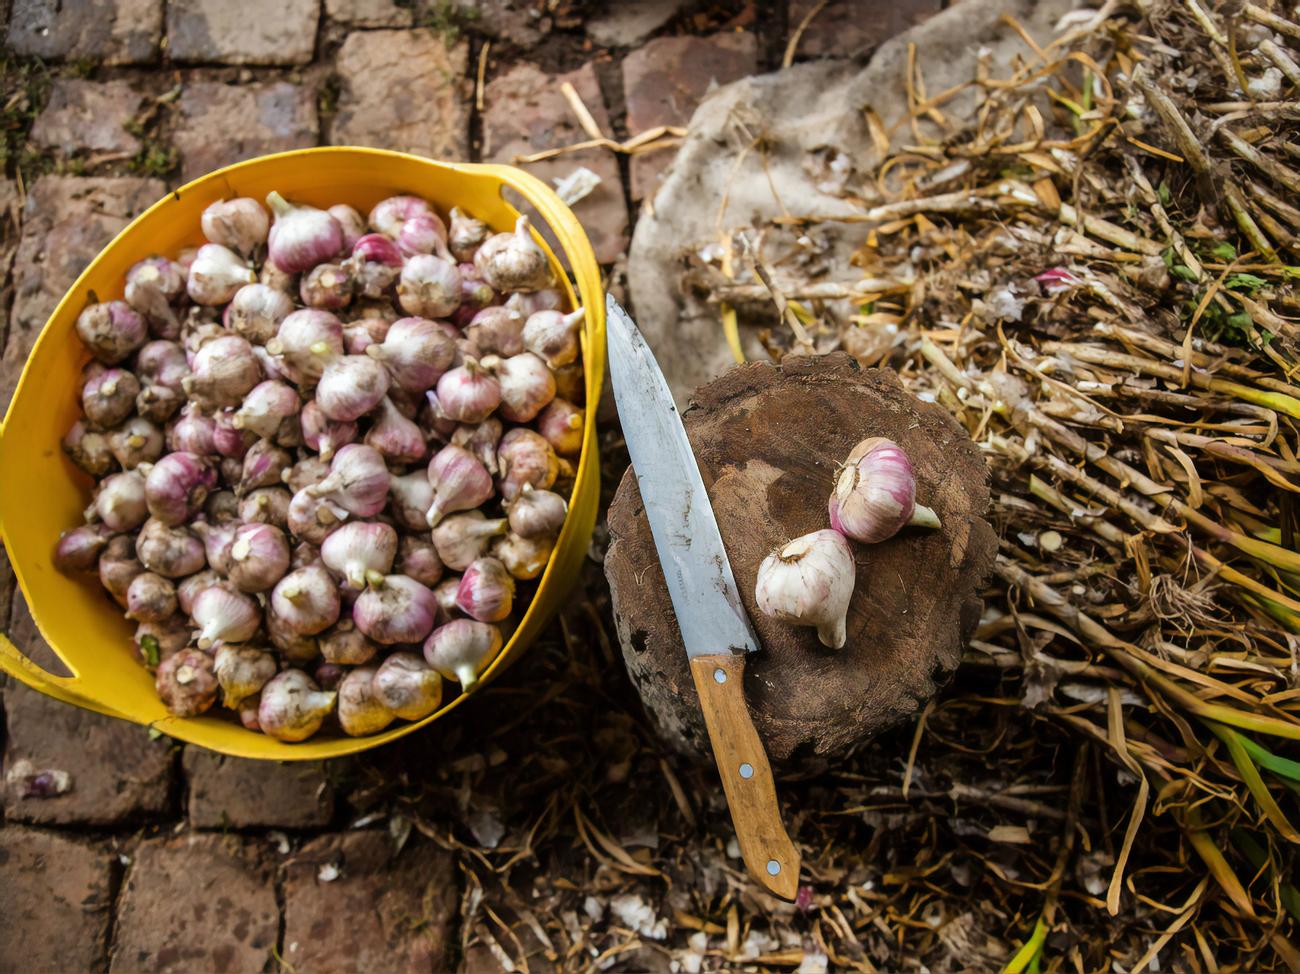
<box><xmin>606</xmin><ymin>294</ymin><xmax>800</xmax><ymax>901</ymax></box>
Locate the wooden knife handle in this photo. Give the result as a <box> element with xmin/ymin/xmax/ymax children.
<box><xmin>689</xmin><ymin>652</ymin><xmax>800</xmax><ymax>901</ymax></box>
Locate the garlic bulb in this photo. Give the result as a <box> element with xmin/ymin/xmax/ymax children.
<box><xmin>373</xmin><ymin>652</ymin><xmax>443</xmax><ymax>720</ymax></box>
<box><xmin>365</xmin><ymin>316</ymin><xmax>456</xmax><ymax>393</ymax></box>
<box><xmin>156</xmin><ymin>649</ymin><xmax>219</xmax><ymax>717</ymax></box>
<box><xmin>125</xmin><ymin>258</ymin><xmax>185</xmax><ymax>337</ymax></box>
<box><xmin>192</xmin><ymin>583</ymin><xmax>262</xmax><ymax>648</ymax></box>
<box><xmin>233</xmin><ymin>380</ymin><xmax>301</xmax><ymax>440</ymax></box>
<box><xmin>316</xmin><ymin>354</ymin><xmax>391</xmax><ymax>422</ymax></box>
<box><xmin>99</xmin><ymin>536</ymin><xmax>146</xmax><ymax>607</ymax></box>
<box><xmin>226</xmin><ymin>522</ymin><xmax>291</xmax><ymax>593</ymax></box>
<box><xmin>522</xmin><ymin>308</ymin><xmax>585</xmax><ymax>369</ymax></box>
<box><xmin>287</xmin><ymin>487</ymin><xmax>349</xmax><ymax>544</ymax></box>
<box><xmin>828</xmin><ymin>437</ymin><xmax>940</xmax><ymax>544</ymax></box>
<box><xmin>397</xmin><ymin>253</ymin><xmax>461</xmax><ymax>319</ymax></box>
<box><xmin>134</xmin><ymin>615</ymin><xmax>190</xmax><ymax>670</ymax></box>
<box><xmin>364</xmin><ymin>396</ymin><xmax>427</xmax><ymax>464</ymax></box>
<box><xmin>396</xmin><ymin>535</ymin><xmax>444</xmax><ymax>587</ymax></box>
<box><xmin>329</xmin><ymin>203</ymin><xmax>366</xmax><ymax>250</ymax></box>
<box><xmin>177</xmin><ymin>569</ymin><xmax>221</xmax><ymax>615</ymax></box>
<box><xmin>425</xmin><ymin>444</ymin><xmax>493</xmax><ymax>527</ymax></box>
<box><xmin>434</xmin><ymin>357</ymin><xmax>501</xmax><ymax>424</ymax></box>
<box><xmin>474</xmin><ymin>216</ymin><xmax>551</xmax><ymax>292</ymax></box>
<box><xmin>450</xmin><ymin>417</ymin><xmax>503</xmax><ymax>475</ymax></box>
<box><xmin>337</xmin><ymin>666</ymin><xmax>394</xmax><ymax>736</ymax></box>
<box><xmin>465</xmin><ymin>306</ymin><xmax>525</xmax><ymax>358</ymax></box>
<box><xmin>258</xmin><ymin>669</ymin><xmax>336</xmax><ymax>742</ymax></box>
<box><xmin>267</xmin><ymin>309</ymin><xmax>344</xmax><ymax>384</ymax></box>
<box><xmin>432</xmin><ymin>510</ymin><xmax>508</xmax><ymax>571</ymax></box>
<box><xmin>369</xmin><ymin>195</ymin><xmax>435</xmax><ymax>236</ymax></box>
<box><xmin>448</xmin><ymin>207</ymin><xmax>490</xmax><ymax>262</ymax></box>
<box><xmin>136</xmin><ymin>518</ymin><xmax>206</xmax><ymax>577</ymax></box>
<box><xmin>144</xmin><ymin>451</ymin><xmax>217</xmax><ymax>525</ymax></box>
<box><xmin>319</xmin><ymin>615</ymin><xmax>378</xmax><ymax>665</ymax></box>
<box><xmin>183</xmin><ymin>334</ymin><xmax>262</xmax><ymax>410</ymax></box>
<box><xmin>496</xmin><ymin>428</ymin><xmax>558</xmax><ymax>502</ymax></box>
<box><xmin>266</xmin><ymin>191</ymin><xmax>344</xmax><ymax>273</ymax></box>
<box><xmin>125</xmin><ymin>571</ymin><xmax>178</xmax><ymax>623</ymax></box>
<box><xmin>299</xmin><ymin>400</ymin><xmax>359</xmax><ymax>461</ymax></box>
<box><xmin>423</xmin><ymin>619</ymin><xmax>503</xmax><ymax>690</ymax></box>
<box><xmin>226</xmin><ymin>284</ymin><xmax>294</xmax><ymax>345</ymax></box>
<box><xmin>300</xmin><ymin>262</ymin><xmax>353</xmax><ymax>310</ymax></box>
<box><xmin>82</xmin><ymin>367</ymin><xmax>140</xmax><ymax>429</ymax></box>
<box><xmin>187</xmin><ymin>243</ymin><xmax>257</xmax><ymax>305</ymax></box>
<box><xmin>388</xmin><ymin>470</ymin><xmax>435</xmax><ymax>533</ymax></box>
<box><xmin>239</xmin><ymin>486</ymin><xmax>292</xmax><ymax>528</ymax></box>
<box><xmin>271</xmin><ymin>564</ymin><xmax>341</xmax><ymax>636</ymax></box>
<box><xmin>353</xmin><ymin>574</ymin><xmax>439</xmax><ymax>645</ymax></box>
<box><xmin>64</xmin><ymin>420</ymin><xmax>117</xmax><ymax>477</ymax></box>
<box><xmin>213</xmin><ymin>644</ymin><xmax>277</xmax><ymax>708</ymax></box>
<box><xmin>306</xmin><ymin>444</ymin><xmax>390</xmax><ymax>517</ymax></box>
<box><xmin>493</xmin><ymin>532</ymin><xmax>553</xmax><ymax>580</ymax></box>
<box><xmin>455</xmin><ymin>556</ymin><xmax>514</xmax><ymax>622</ymax></box>
<box><xmin>488</xmin><ymin>352</ymin><xmax>556</xmax><ymax>424</ymax></box>
<box><xmin>87</xmin><ymin>469</ymin><xmax>148</xmax><ymax>532</ymax></box>
<box><xmin>76</xmin><ymin>300</ymin><xmax>148</xmax><ymax>364</ymax></box>
<box><xmin>201</xmin><ymin>198</ymin><xmax>270</xmax><ymax>256</ymax></box>
<box><xmin>53</xmin><ymin>523</ymin><xmax>114</xmax><ymax>573</ymax></box>
<box><xmin>240</xmin><ymin>440</ymin><xmax>293</xmax><ymax>494</ymax></box>
<box><xmin>536</xmin><ymin>398</ymin><xmax>584</xmax><ymax>457</ymax></box>
<box><xmin>755</xmin><ymin>530</ymin><xmax>855</xmax><ymax>649</ymax></box>
<box><xmin>396</xmin><ymin>213</ymin><xmax>451</xmax><ymax>259</ymax></box>
<box><xmin>320</xmin><ymin>520</ymin><xmax>397</xmax><ymax>589</ymax></box>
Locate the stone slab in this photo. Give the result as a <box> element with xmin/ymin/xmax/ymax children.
<box><xmin>0</xmin><ymin>827</ymin><xmax>114</xmax><ymax>974</ymax></box>
<box><xmin>174</xmin><ymin>81</ymin><xmax>318</xmax><ymax>183</ymax></box>
<box><xmin>324</xmin><ymin>0</ymin><xmax>414</xmax><ymax>27</ymax></box>
<box><xmin>7</xmin><ymin>0</ymin><xmax>163</xmax><ymax>65</ymax></box>
<box><xmin>30</xmin><ymin>79</ymin><xmax>145</xmax><ymax>156</ymax></box>
<box><xmin>183</xmin><ymin>748</ymin><xmax>335</xmax><ymax>829</ymax></box>
<box><xmin>789</xmin><ymin>0</ymin><xmax>943</xmax><ymax>59</ymax></box>
<box><xmin>331</xmin><ymin>29</ymin><xmax>469</xmax><ymax>160</ymax></box>
<box><xmin>110</xmin><ymin>833</ymin><xmax>278</xmax><ymax>974</ymax></box>
<box><xmin>282</xmin><ymin>831</ymin><xmax>457</xmax><ymax>973</ymax></box>
<box><xmin>166</xmin><ymin>0</ymin><xmax>319</xmax><ymax>65</ymax></box>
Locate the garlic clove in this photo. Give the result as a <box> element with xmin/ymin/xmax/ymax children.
<box><xmin>156</xmin><ymin>649</ymin><xmax>219</xmax><ymax>717</ymax></box>
<box><xmin>755</xmin><ymin>529</ymin><xmax>855</xmax><ymax>649</ymax></box>
<box><xmin>423</xmin><ymin>619</ymin><xmax>503</xmax><ymax>691</ymax></box>
<box><xmin>258</xmin><ymin>669</ymin><xmax>336</xmax><ymax>742</ymax></box>
<box><xmin>450</xmin><ymin>417</ymin><xmax>504</xmax><ymax>475</ymax></box>
<box><xmin>337</xmin><ymin>666</ymin><xmax>395</xmax><ymax>736</ymax></box>
<box><xmin>373</xmin><ymin>652</ymin><xmax>443</xmax><ymax>721</ymax></box>
<box><xmin>213</xmin><ymin>644</ymin><xmax>277</xmax><ymax>709</ymax></box>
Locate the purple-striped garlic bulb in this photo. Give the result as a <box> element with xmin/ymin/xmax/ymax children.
<box><xmin>454</xmin><ymin>557</ymin><xmax>514</xmax><ymax>623</ymax></box>
<box><xmin>226</xmin><ymin>522</ymin><xmax>291</xmax><ymax>593</ymax></box>
<box><xmin>364</xmin><ymin>396</ymin><xmax>427</xmax><ymax>464</ymax></box>
<box><xmin>432</xmin><ymin>510</ymin><xmax>507</xmax><ymax>572</ymax></box>
<box><xmin>465</xmin><ymin>306</ymin><xmax>525</xmax><ymax>358</ymax></box>
<box><xmin>755</xmin><ymin>529</ymin><xmax>855</xmax><ymax>649</ymax></box>
<box><xmin>266</xmin><ymin>191</ymin><xmax>343</xmax><ymax>273</ymax></box>
<box><xmin>213</xmin><ymin>644</ymin><xmax>277</xmax><ymax>709</ymax></box>
<box><xmin>474</xmin><ymin>216</ymin><xmax>551</xmax><ymax>293</ymax></box>
<box><xmin>448</xmin><ymin>207</ymin><xmax>490</xmax><ymax>262</ymax></box>
<box><xmin>425</xmin><ymin>444</ymin><xmax>493</xmax><ymax>527</ymax></box>
<box><xmin>143</xmin><ymin>451</ymin><xmax>217</xmax><ymax>525</ymax></box>
<box><xmin>125</xmin><ymin>571</ymin><xmax>178</xmax><ymax>623</ymax></box>
<box><xmin>423</xmin><ymin>619</ymin><xmax>502</xmax><ymax>690</ymax></box>
<box><xmin>828</xmin><ymin>437</ymin><xmax>940</xmax><ymax>544</ymax></box>
<box><xmin>156</xmin><ymin>649</ymin><xmax>219</xmax><ymax>716</ymax></box>
<box><xmin>433</xmin><ymin>357</ymin><xmax>500</xmax><ymax>424</ymax></box>
<box><xmin>496</xmin><ymin>428</ymin><xmax>558</xmax><ymax>502</ymax></box>
<box><xmin>299</xmin><ymin>400</ymin><xmax>358</xmax><ymax>461</ymax></box>
<box><xmin>75</xmin><ymin>300</ymin><xmax>148</xmax><ymax>364</ymax></box>
<box><xmin>536</xmin><ymin>398</ymin><xmax>584</xmax><ymax>457</ymax></box>
<box><xmin>271</xmin><ymin>564</ymin><xmax>341</xmax><ymax>636</ymax></box>
<box><xmin>225</xmin><ymin>283</ymin><xmax>294</xmax><ymax>345</ymax></box>
<box><xmin>187</xmin><ymin>243</ymin><xmax>257</xmax><ymax>305</ymax></box>
<box><xmin>365</xmin><ymin>316</ymin><xmax>456</xmax><ymax>393</ymax></box>
<box><xmin>233</xmin><ymin>380</ymin><xmax>301</xmax><ymax>441</ymax></box>
<box><xmin>320</xmin><ymin>521</ymin><xmax>397</xmax><ymax>590</ymax></box>
<box><xmin>507</xmin><ymin>484</ymin><xmax>567</xmax><ymax>540</ymax></box>
<box><xmin>522</xmin><ymin>308</ymin><xmax>585</xmax><ymax>369</ymax></box>
<box><xmin>201</xmin><ymin>198</ymin><xmax>269</xmax><ymax>256</ymax></box>
<box><xmin>353</xmin><ymin>575</ymin><xmax>438</xmax><ymax>645</ymax></box>
<box><xmin>315</xmin><ymin>354</ymin><xmax>390</xmax><ymax>422</ymax></box>
<box><xmin>396</xmin><ymin>535</ymin><xmax>444</xmax><ymax>587</ymax></box>
<box><xmin>319</xmin><ymin>614</ymin><xmax>378</xmax><ymax>665</ymax></box>
<box><xmin>306</xmin><ymin>444</ymin><xmax>390</xmax><ymax>518</ymax></box>
<box><xmin>86</xmin><ymin>470</ymin><xmax>148</xmax><ymax>532</ymax></box>
<box><xmin>266</xmin><ymin>309</ymin><xmax>345</xmax><ymax>384</ymax></box>
<box><xmin>397</xmin><ymin>254</ymin><xmax>461</xmax><ymax>319</ymax></box>
<box><xmin>108</xmin><ymin>417</ymin><xmax>165</xmax><ymax>470</ymax></box>
<box><xmin>183</xmin><ymin>334</ymin><xmax>262</xmax><ymax>410</ymax></box>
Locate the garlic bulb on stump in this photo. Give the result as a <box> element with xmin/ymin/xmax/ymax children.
<box><xmin>828</xmin><ymin>437</ymin><xmax>940</xmax><ymax>544</ymax></box>
<box><xmin>755</xmin><ymin>529</ymin><xmax>856</xmax><ymax>649</ymax></box>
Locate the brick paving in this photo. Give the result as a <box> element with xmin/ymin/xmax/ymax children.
<box><xmin>0</xmin><ymin>1</ymin><xmax>944</xmax><ymax>968</ymax></box>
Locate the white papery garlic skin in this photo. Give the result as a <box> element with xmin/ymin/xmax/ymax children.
<box><xmin>754</xmin><ymin>529</ymin><xmax>855</xmax><ymax>649</ymax></box>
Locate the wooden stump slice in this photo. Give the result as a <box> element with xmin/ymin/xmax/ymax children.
<box><xmin>605</xmin><ymin>353</ymin><xmax>996</xmax><ymax>765</ymax></box>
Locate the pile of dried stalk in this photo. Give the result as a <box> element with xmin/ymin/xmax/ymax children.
<box><xmin>720</xmin><ymin>0</ymin><xmax>1300</xmax><ymax>968</ymax></box>
<box><xmin>310</xmin><ymin>4</ymin><xmax>1300</xmax><ymax>971</ymax></box>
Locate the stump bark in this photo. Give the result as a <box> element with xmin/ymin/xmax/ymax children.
<box><xmin>605</xmin><ymin>353</ymin><xmax>996</xmax><ymax>765</ymax></box>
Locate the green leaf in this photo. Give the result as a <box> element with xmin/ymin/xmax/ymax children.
<box><xmin>1209</xmin><ymin>241</ymin><xmax>1238</xmax><ymax>261</ymax></box>
<box><xmin>1171</xmin><ymin>264</ymin><xmax>1199</xmax><ymax>282</ymax></box>
<box><xmin>1235</xmin><ymin>734</ymin><xmax>1300</xmax><ymax>781</ymax></box>
<box><xmin>1226</xmin><ymin>273</ymin><xmax>1269</xmax><ymax>293</ymax></box>
<box><xmin>139</xmin><ymin>635</ymin><xmax>160</xmax><ymax>668</ymax></box>
<box><xmin>1158</xmin><ymin>181</ymin><xmax>1172</xmax><ymax>206</ymax></box>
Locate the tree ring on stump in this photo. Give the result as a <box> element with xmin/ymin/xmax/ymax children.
<box><xmin>605</xmin><ymin>353</ymin><xmax>996</xmax><ymax>766</ymax></box>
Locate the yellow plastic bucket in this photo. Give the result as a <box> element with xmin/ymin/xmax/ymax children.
<box><xmin>0</xmin><ymin>147</ymin><xmax>604</xmax><ymax>759</ymax></box>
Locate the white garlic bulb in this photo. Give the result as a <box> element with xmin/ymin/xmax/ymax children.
<box><xmin>754</xmin><ymin>529</ymin><xmax>855</xmax><ymax>649</ymax></box>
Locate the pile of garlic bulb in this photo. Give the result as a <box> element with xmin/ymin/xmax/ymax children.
<box><xmin>755</xmin><ymin>437</ymin><xmax>940</xmax><ymax>649</ymax></box>
<box><xmin>54</xmin><ymin>191</ymin><xmax>585</xmax><ymax>742</ymax></box>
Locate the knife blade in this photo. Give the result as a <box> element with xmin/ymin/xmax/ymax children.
<box><xmin>606</xmin><ymin>294</ymin><xmax>800</xmax><ymax>901</ymax></box>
